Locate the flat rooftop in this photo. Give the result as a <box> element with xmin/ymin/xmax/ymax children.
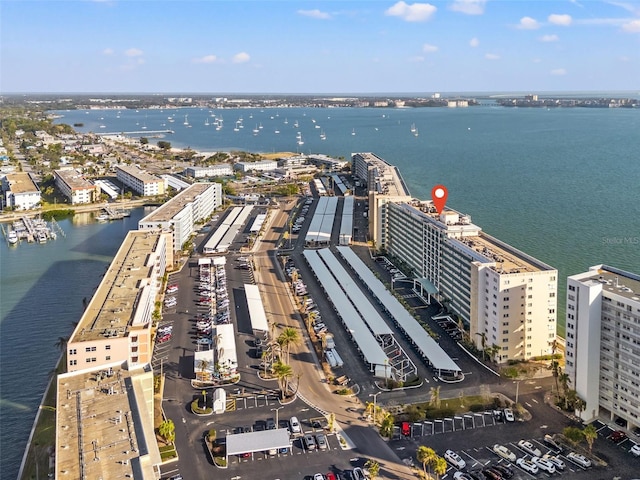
<box><xmin>55</xmin><ymin>169</ymin><xmax>95</xmax><ymax>190</ymax></box>
<box><xmin>56</xmin><ymin>365</ymin><xmax>156</xmax><ymax>479</ymax></box>
<box><xmin>354</xmin><ymin>153</ymin><xmax>411</xmax><ymax>197</ymax></box>
<box><xmin>116</xmin><ymin>164</ymin><xmax>162</xmax><ymax>183</ymax></box>
<box><xmin>3</xmin><ymin>172</ymin><xmax>39</xmax><ymax>194</ymax></box>
<box><xmin>140</xmin><ymin>183</ymin><xmax>213</xmax><ymax>223</ymax></box>
<box><xmin>580</xmin><ymin>265</ymin><xmax>640</xmax><ymax>302</ymax></box>
<box><xmin>71</xmin><ymin>231</ymin><xmax>161</xmax><ymax>342</ymax></box>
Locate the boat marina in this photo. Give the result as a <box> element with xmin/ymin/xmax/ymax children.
<box><xmin>1</xmin><ymin>216</ymin><xmax>65</xmax><ymax>245</ymax></box>
<box><xmin>98</xmin><ymin>205</ymin><xmax>131</xmax><ymax>221</ymax></box>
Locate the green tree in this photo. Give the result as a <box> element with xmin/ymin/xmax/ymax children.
<box><xmin>364</xmin><ymin>459</ymin><xmax>380</xmax><ymax>479</ymax></box>
<box><xmin>198</xmin><ymin>359</ymin><xmax>210</xmax><ymax>381</ymax></box>
<box><xmin>158</xmin><ymin>419</ymin><xmax>175</xmax><ymax>443</ymax></box>
<box><xmin>583</xmin><ymin>424</ymin><xmax>597</xmax><ymax>454</ymax></box>
<box><xmin>379</xmin><ymin>412</ymin><xmax>395</xmax><ymax>438</ymax></box>
<box><xmin>140</xmin><ymin>137</ymin><xmax>149</xmax><ymax>145</ymax></box>
<box><xmin>277</xmin><ymin>327</ymin><xmax>300</xmax><ymax>364</ymax></box>
<box><xmin>429</xmin><ymin>386</ymin><xmax>441</xmax><ymax>409</ymax></box>
<box><xmin>54</xmin><ymin>336</ymin><xmax>68</xmax><ymax>353</ymax></box>
<box><xmin>563</xmin><ymin>426</ymin><xmax>584</xmax><ymax>446</ymax></box>
<box><xmin>433</xmin><ymin>456</ymin><xmax>448</xmax><ymax>480</ymax></box>
<box><xmin>157</xmin><ymin>140</ymin><xmax>171</xmax><ymax>150</ymax></box>
<box><xmin>559</xmin><ymin>371</ymin><xmax>571</xmax><ymax>407</ymax></box>
<box><xmin>416</xmin><ymin>445</ymin><xmax>436</xmax><ymax>477</ymax></box>
<box><xmin>272</xmin><ymin>360</ymin><xmax>293</xmax><ymax>399</ymax></box>
<box><xmin>207</xmin><ymin>428</ymin><xmax>217</xmax><ymax>442</ymax></box>
<box><xmin>549</xmin><ymin>359</ymin><xmax>560</xmax><ymax>398</ymax></box>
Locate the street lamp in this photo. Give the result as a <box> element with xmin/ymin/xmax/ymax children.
<box><xmin>514</xmin><ymin>380</ymin><xmax>521</xmax><ymax>405</ymax></box>
<box><xmin>271</xmin><ymin>406</ymin><xmax>284</xmax><ymax>428</ymax></box>
<box><xmin>369</xmin><ymin>392</ymin><xmax>381</xmax><ymax>425</ymax></box>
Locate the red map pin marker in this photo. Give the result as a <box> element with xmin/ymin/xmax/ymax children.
<box><xmin>431</xmin><ymin>185</ymin><xmax>448</xmax><ymax>214</ymax></box>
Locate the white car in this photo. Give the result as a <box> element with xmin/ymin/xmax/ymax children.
<box><xmin>444</xmin><ymin>449</ymin><xmax>466</xmax><ymax>469</ymax></box>
<box><xmin>453</xmin><ymin>473</ymin><xmax>473</xmax><ymax>480</ymax></box>
<box><xmin>289</xmin><ymin>416</ymin><xmax>301</xmax><ymax>434</ymax></box>
<box><xmin>492</xmin><ymin>444</ymin><xmax>516</xmax><ymax>462</ymax></box>
<box><xmin>516</xmin><ymin>457</ymin><xmax>539</xmax><ymax>474</ymax></box>
<box><xmin>542</xmin><ymin>453</ymin><xmax>566</xmax><ymax>470</ymax></box>
<box><xmin>532</xmin><ymin>456</ymin><xmax>556</xmax><ymax>474</ymax></box>
<box><xmin>567</xmin><ymin>452</ymin><xmax>592</xmax><ymax>467</ymax></box>
<box><xmin>631</xmin><ymin>443</ymin><xmax>640</xmax><ymax>457</ymax></box>
<box><xmin>518</xmin><ymin>440</ymin><xmax>542</xmax><ymax>457</ymax></box>
<box><xmin>503</xmin><ymin>408</ymin><xmax>515</xmax><ymax>422</ymax></box>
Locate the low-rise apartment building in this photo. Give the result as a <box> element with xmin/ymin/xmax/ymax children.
<box><xmin>53</xmin><ymin>168</ymin><xmax>99</xmax><ymax>204</ymax></box>
<box><xmin>565</xmin><ymin>265</ymin><xmax>640</xmax><ymax>426</ymax></box>
<box><xmin>234</xmin><ymin>159</ymin><xmax>278</xmax><ymax>173</ymax></box>
<box><xmin>138</xmin><ymin>182</ymin><xmax>222</xmax><ymax>252</ymax></box>
<box><xmin>66</xmin><ymin>230</ymin><xmax>172</xmax><ymax>372</ymax></box>
<box><xmin>115</xmin><ymin>164</ymin><xmax>166</xmax><ymax>196</ymax></box>
<box><xmin>184</xmin><ymin>164</ymin><xmax>233</xmax><ymax>178</ymax></box>
<box><xmin>1</xmin><ymin>172</ymin><xmax>41</xmax><ymax>210</ymax></box>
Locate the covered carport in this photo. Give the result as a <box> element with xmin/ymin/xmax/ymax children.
<box><xmin>413</xmin><ymin>277</ymin><xmax>438</xmax><ymax>304</ymax></box>
<box><xmin>226</xmin><ymin>428</ymin><xmax>291</xmax><ymax>460</ymax></box>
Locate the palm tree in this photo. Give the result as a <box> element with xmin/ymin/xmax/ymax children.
<box><xmin>364</xmin><ymin>459</ymin><xmax>380</xmax><ymax>479</ymax></box>
<box><xmin>433</xmin><ymin>456</ymin><xmax>448</xmax><ymax>480</ymax></box>
<box><xmin>54</xmin><ymin>336</ymin><xmax>68</xmax><ymax>353</ymax></box>
<box><xmin>476</xmin><ymin>332</ymin><xmax>487</xmax><ymax>361</ymax></box>
<box><xmin>583</xmin><ymin>424</ymin><xmax>597</xmax><ymax>453</ymax></box>
<box><xmin>429</xmin><ymin>386</ymin><xmax>441</xmax><ymax>409</ymax></box>
<box><xmin>559</xmin><ymin>371</ymin><xmax>571</xmax><ymax>401</ymax></box>
<box><xmin>198</xmin><ymin>359</ymin><xmax>210</xmax><ymax>381</ymax></box>
<box><xmin>416</xmin><ymin>445</ymin><xmax>436</xmax><ymax>477</ymax></box>
<box><xmin>278</xmin><ymin>327</ymin><xmax>300</xmax><ymax>363</ymax></box>
<box><xmin>549</xmin><ymin>359</ymin><xmax>560</xmax><ymax>398</ymax></box>
<box><xmin>272</xmin><ymin>360</ymin><xmax>293</xmax><ymax>399</ymax></box>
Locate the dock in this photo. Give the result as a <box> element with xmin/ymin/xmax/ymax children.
<box><xmin>7</xmin><ymin>217</ymin><xmax>60</xmax><ymax>244</ymax></box>
<box><xmin>102</xmin><ymin>205</ymin><xmax>131</xmax><ymax>221</ymax></box>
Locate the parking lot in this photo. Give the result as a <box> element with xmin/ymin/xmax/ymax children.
<box><xmin>394</xmin><ymin>410</ymin><xmax>514</xmax><ymax>438</ymax></box>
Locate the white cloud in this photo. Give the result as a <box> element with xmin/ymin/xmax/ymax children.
<box><xmin>485</xmin><ymin>53</ymin><xmax>500</xmax><ymax>60</ymax></box>
<box><xmin>550</xmin><ymin>68</ymin><xmax>567</xmax><ymax>75</ymax></box>
<box><xmin>469</xmin><ymin>37</ymin><xmax>479</xmax><ymax>47</ymax></box>
<box><xmin>409</xmin><ymin>56</ymin><xmax>425</xmax><ymax>62</ymax></box>
<box><xmin>622</xmin><ymin>19</ymin><xmax>640</xmax><ymax>32</ymax></box>
<box><xmin>532</xmin><ymin>58</ymin><xmax>542</xmax><ymax>63</ymax></box>
<box><xmin>297</xmin><ymin>9</ymin><xmax>331</xmax><ymax>20</ymax></box>
<box><xmin>193</xmin><ymin>55</ymin><xmax>218</xmax><ymax>64</ymax></box>
<box><xmin>124</xmin><ymin>48</ymin><xmax>143</xmax><ymax>57</ymax></box>
<box><xmin>385</xmin><ymin>1</ymin><xmax>437</xmax><ymax>22</ymax></box>
<box><xmin>539</xmin><ymin>34</ymin><xmax>559</xmax><ymax>42</ymax></box>
<box><xmin>102</xmin><ymin>48</ymin><xmax>114</xmax><ymax>55</ymax></box>
<box><xmin>450</xmin><ymin>0</ymin><xmax>486</xmax><ymax>15</ymax></box>
<box><xmin>548</xmin><ymin>14</ymin><xmax>572</xmax><ymax>26</ymax></box>
<box><xmin>606</xmin><ymin>1</ymin><xmax>639</xmax><ymax>14</ymax></box>
<box><xmin>422</xmin><ymin>43</ymin><xmax>438</xmax><ymax>53</ymax></box>
<box><xmin>232</xmin><ymin>52</ymin><xmax>250</xmax><ymax>64</ymax></box>
<box><xmin>517</xmin><ymin>16</ymin><xmax>540</xmax><ymax>29</ymax></box>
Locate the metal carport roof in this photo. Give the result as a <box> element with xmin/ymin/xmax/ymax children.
<box><xmin>226</xmin><ymin>428</ymin><xmax>291</xmax><ymax>456</ymax></box>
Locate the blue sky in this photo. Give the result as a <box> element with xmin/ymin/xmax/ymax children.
<box><xmin>2</xmin><ymin>0</ymin><xmax>639</xmax><ymax>93</ymax></box>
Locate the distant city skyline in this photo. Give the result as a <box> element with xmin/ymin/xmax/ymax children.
<box><xmin>2</xmin><ymin>0</ymin><xmax>639</xmax><ymax>94</ymax></box>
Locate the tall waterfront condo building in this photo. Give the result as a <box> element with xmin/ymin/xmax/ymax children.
<box><xmin>352</xmin><ymin>153</ymin><xmax>558</xmax><ymax>364</ymax></box>
<box><xmin>565</xmin><ymin>265</ymin><xmax>640</xmax><ymax>426</ymax></box>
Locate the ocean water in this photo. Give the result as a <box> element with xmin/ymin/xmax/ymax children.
<box><xmin>1</xmin><ymin>104</ymin><xmax>636</xmax><ymax>478</ymax></box>
<box><xmin>0</xmin><ymin>208</ymin><xmax>149</xmax><ymax>478</ymax></box>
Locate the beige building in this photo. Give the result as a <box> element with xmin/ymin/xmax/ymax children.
<box><xmin>66</xmin><ymin>231</ymin><xmax>172</xmax><ymax>372</ymax></box>
<box><xmin>1</xmin><ymin>172</ymin><xmax>41</xmax><ymax>210</ymax></box>
<box><xmin>351</xmin><ymin>152</ymin><xmax>412</xmax><ymax>249</ymax></box>
<box><xmin>115</xmin><ymin>164</ymin><xmax>166</xmax><ymax>197</ymax></box>
<box><xmin>54</xmin><ymin>169</ymin><xmax>99</xmax><ymax>204</ymax></box>
<box><xmin>55</xmin><ymin>364</ymin><xmax>161</xmax><ymax>479</ymax></box>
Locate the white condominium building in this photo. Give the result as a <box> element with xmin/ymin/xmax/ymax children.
<box><xmin>234</xmin><ymin>159</ymin><xmax>278</xmax><ymax>173</ymax></box>
<box><xmin>1</xmin><ymin>172</ymin><xmax>41</xmax><ymax>210</ymax></box>
<box><xmin>351</xmin><ymin>152</ymin><xmax>412</xmax><ymax>248</ymax></box>
<box><xmin>66</xmin><ymin>230</ymin><xmax>172</xmax><ymax>372</ymax></box>
<box><xmin>385</xmin><ymin>200</ymin><xmax>558</xmax><ymax>363</ymax></box>
<box><xmin>566</xmin><ymin>265</ymin><xmax>640</xmax><ymax>426</ymax></box>
<box><xmin>184</xmin><ymin>164</ymin><xmax>233</xmax><ymax>178</ymax></box>
<box><xmin>115</xmin><ymin>164</ymin><xmax>166</xmax><ymax>196</ymax></box>
<box><xmin>53</xmin><ymin>168</ymin><xmax>99</xmax><ymax>204</ymax></box>
<box><xmin>138</xmin><ymin>182</ymin><xmax>222</xmax><ymax>252</ymax></box>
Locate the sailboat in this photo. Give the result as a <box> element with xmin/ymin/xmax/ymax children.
<box><xmin>297</xmin><ymin>133</ymin><xmax>304</xmax><ymax>145</ymax></box>
<box><xmin>410</xmin><ymin>123</ymin><xmax>417</xmax><ymax>134</ymax></box>
<box><xmin>351</xmin><ymin>128</ymin><xmax>356</xmax><ymax>136</ymax></box>
<box><xmin>205</xmin><ymin>118</ymin><xmax>210</xmax><ymax>126</ymax></box>
<box><xmin>320</xmin><ymin>130</ymin><xmax>326</xmax><ymax>140</ymax></box>
<box><xmin>183</xmin><ymin>115</ymin><xmax>190</xmax><ymax>126</ymax></box>
<box><xmin>413</xmin><ymin>127</ymin><xmax>419</xmax><ymax>137</ymax></box>
<box><xmin>253</xmin><ymin>124</ymin><xmax>260</xmax><ymax>134</ymax></box>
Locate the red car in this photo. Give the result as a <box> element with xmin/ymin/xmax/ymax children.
<box><xmin>156</xmin><ymin>334</ymin><xmax>172</xmax><ymax>343</ymax></box>
<box><xmin>401</xmin><ymin>421</ymin><xmax>411</xmax><ymax>436</ymax></box>
<box><xmin>608</xmin><ymin>430</ymin><xmax>627</xmax><ymax>443</ymax></box>
<box><xmin>326</xmin><ymin>473</ymin><xmax>337</xmax><ymax>480</ymax></box>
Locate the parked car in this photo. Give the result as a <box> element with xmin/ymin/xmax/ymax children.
<box><xmin>453</xmin><ymin>473</ymin><xmax>474</xmax><ymax>480</ymax></box>
<box><xmin>444</xmin><ymin>449</ymin><xmax>466</xmax><ymax>469</ymax></box>
<box><xmin>492</xmin><ymin>444</ymin><xmax>516</xmax><ymax>462</ymax></box>
<box><xmin>352</xmin><ymin>467</ymin><xmax>366</xmax><ymax>480</ymax></box>
<box><xmin>503</xmin><ymin>408</ymin><xmax>515</xmax><ymax>422</ymax></box>
<box><xmin>516</xmin><ymin>458</ymin><xmax>538</xmax><ymax>474</ymax></box>
<box><xmin>608</xmin><ymin>430</ymin><xmax>628</xmax><ymax>443</ymax></box>
<box><xmin>313</xmin><ymin>474</ymin><xmax>325</xmax><ymax>480</ymax></box>
<box><xmin>543</xmin><ymin>434</ymin><xmax>562</xmax><ymax>453</ymax></box>
<box><xmin>266</xmin><ymin>418</ymin><xmax>276</xmax><ymax>430</ymax></box>
<box><xmin>631</xmin><ymin>443</ymin><xmax>640</xmax><ymax>457</ymax></box>
<box><xmin>542</xmin><ymin>453</ymin><xmax>566</xmax><ymax>470</ymax></box>
<box><xmin>532</xmin><ymin>456</ymin><xmax>556</xmax><ymax>474</ymax></box>
<box><xmin>566</xmin><ymin>452</ymin><xmax>592</xmax><ymax>468</ymax></box>
<box><xmin>316</xmin><ymin>433</ymin><xmax>328</xmax><ymax>450</ymax></box>
<box><xmin>289</xmin><ymin>416</ymin><xmax>301</xmax><ymax>434</ymax></box>
<box><xmin>517</xmin><ymin>440</ymin><xmax>541</xmax><ymax>457</ymax></box>
<box><xmin>491</xmin><ymin>464</ymin><xmax>514</xmax><ymax>478</ymax></box>
<box><xmin>303</xmin><ymin>434</ymin><xmax>316</xmax><ymax>451</ymax></box>
<box><xmin>482</xmin><ymin>469</ymin><xmax>502</xmax><ymax>480</ymax></box>
<box><xmin>401</xmin><ymin>422</ymin><xmax>411</xmax><ymax>436</ymax></box>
